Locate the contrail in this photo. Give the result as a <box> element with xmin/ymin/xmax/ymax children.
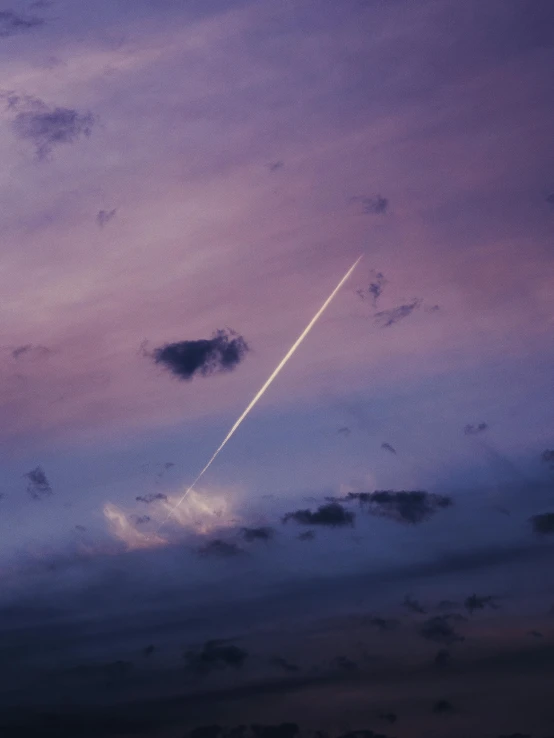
<box><xmin>155</xmin><ymin>254</ymin><xmax>363</xmax><ymax>534</ymax></box>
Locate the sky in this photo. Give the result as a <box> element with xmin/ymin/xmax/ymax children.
<box><xmin>0</xmin><ymin>0</ymin><xmax>554</xmax><ymax>736</ymax></box>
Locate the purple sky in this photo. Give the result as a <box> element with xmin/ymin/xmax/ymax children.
<box><xmin>0</xmin><ymin>1</ymin><xmax>554</xmax><ymax>736</ymax></box>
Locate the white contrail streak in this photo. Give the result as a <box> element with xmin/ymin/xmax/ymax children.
<box><xmin>155</xmin><ymin>254</ymin><xmax>363</xmax><ymax>534</ymax></box>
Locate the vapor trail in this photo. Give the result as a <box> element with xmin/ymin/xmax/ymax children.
<box><xmin>156</xmin><ymin>255</ymin><xmax>363</xmax><ymax>533</ymax></box>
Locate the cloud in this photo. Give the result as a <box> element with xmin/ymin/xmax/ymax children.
<box><xmin>374</xmin><ymin>299</ymin><xmax>421</xmax><ymax>328</ymax></box>
<box><xmin>541</xmin><ymin>449</ymin><xmax>554</xmax><ymax>469</ymax></box>
<box><xmin>419</xmin><ymin>615</ymin><xmax>465</xmax><ymax>645</ymax></box>
<box><xmin>184</xmin><ymin>639</ymin><xmax>249</xmax><ymax>675</ymax></box>
<box><xmin>337</xmin><ymin>426</ymin><xmax>351</xmax><ymax>436</ymax></box>
<box><xmin>136</xmin><ymin>492</ymin><xmax>168</xmax><ymax>504</ymax></box>
<box><xmin>352</xmin><ymin>195</ymin><xmax>389</xmax><ymax>215</ymax></box>
<box><xmin>10</xmin><ymin>343</ymin><xmax>51</xmax><ymax>360</ymax></box>
<box><xmin>282</xmin><ymin>502</ymin><xmax>355</xmax><ymax>527</ymax></box>
<box><xmin>0</xmin><ymin>9</ymin><xmax>44</xmax><ymax>38</ymax></box>
<box><xmin>24</xmin><ymin>465</ymin><xmax>53</xmax><ymax>500</ymax></box>
<box><xmin>527</xmin><ymin>630</ymin><xmax>543</xmax><ymax>639</ymax></box>
<box><xmin>432</xmin><ymin>699</ymin><xmax>455</xmax><ymax>715</ymax></box>
<box><xmin>251</xmin><ymin>725</ymin><xmax>299</xmax><ymax>738</ymax></box>
<box><xmin>103</xmin><ymin>503</ymin><xmax>165</xmax><ymax>550</ymax></box>
<box><xmin>198</xmin><ymin>539</ymin><xmax>244</xmax><ymax>557</ymax></box>
<box><xmin>345</xmin><ymin>490</ymin><xmax>453</xmax><ymax>525</ymax></box>
<box><xmin>75</xmin><ymin>525</ymin><xmax>86</xmax><ymax>533</ymax></box>
<box><xmin>377</xmin><ymin>713</ymin><xmax>397</xmax><ymax>725</ymax></box>
<box><xmin>464</xmin><ymin>594</ymin><xmax>500</xmax><ymax>614</ymax></box>
<box><xmin>434</xmin><ymin>649</ymin><xmax>452</xmax><ymax>668</ymax></box>
<box><xmin>403</xmin><ymin>595</ymin><xmax>426</xmax><ymax>614</ymax></box>
<box><xmin>143</xmin><ymin>645</ymin><xmax>156</xmax><ymax>657</ymax></box>
<box><xmin>464</xmin><ymin>422</ymin><xmax>489</xmax><ymax>435</ymax></box>
<box><xmin>240</xmin><ymin>526</ymin><xmax>274</xmax><ymax>543</ymax></box>
<box><xmin>364</xmin><ymin>616</ymin><xmax>399</xmax><ymax>632</ymax></box>
<box><xmin>270</xmin><ymin>657</ymin><xmax>300</xmax><ymax>673</ymax></box>
<box><xmin>268</xmin><ymin>160</ymin><xmax>284</xmax><ymax>172</ymax></box>
<box><xmin>13</xmin><ymin>104</ymin><xmax>95</xmax><ymax>159</ymax></box>
<box><xmin>97</xmin><ymin>209</ymin><xmax>117</xmax><ymax>227</ymax></box>
<box><xmin>546</xmin><ymin>192</ymin><xmax>554</xmax><ymax>206</ymax></box>
<box><xmin>298</xmin><ymin>530</ymin><xmax>315</xmax><ymax>541</ymax></box>
<box><xmin>151</xmin><ymin>329</ymin><xmax>249</xmax><ymax>381</ymax></box>
<box><xmin>529</xmin><ymin>512</ymin><xmax>554</xmax><ymax>535</ymax></box>
<box><xmin>132</xmin><ymin>514</ymin><xmax>151</xmax><ymax>525</ymax></box>
<box><xmin>358</xmin><ymin>271</ymin><xmax>388</xmax><ymax>307</ymax></box>
<box><xmin>381</xmin><ymin>442</ymin><xmax>396</xmax><ymax>455</ymax></box>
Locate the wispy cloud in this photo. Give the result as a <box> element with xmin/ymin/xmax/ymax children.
<box><xmin>283</xmin><ymin>502</ymin><xmax>355</xmax><ymax>527</ymax></box>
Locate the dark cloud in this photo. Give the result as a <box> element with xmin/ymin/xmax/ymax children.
<box><xmin>419</xmin><ymin>615</ymin><xmax>465</xmax><ymax>645</ymax></box>
<box><xmin>10</xmin><ymin>343</ymin><xmax>51</xmax><ymax>360</ymax></box>
<box><xmin>96</xmin><ymin>208</ymin><xmax>116</xmax><ymax>227</ymax></box>
<box><xmin>133</xmin><ymin>515</ymin><xmax>151</xmax><ymax>525</ymax></box>
<box><xmin>527</xmin><ymin>630</ymin><xmax>543</xmax><ymax>639</ymax></box>
<box><xmin>298</xmin><ymin>530</ymin><xmax>315</xmax><ymax>541</ymax></box>
<box><xmin>434</xmin><ymin>649</ymin><xmax>452</xmax><ymax>668</ymax></box>
<box><xmin>0</xmin><ymin>9</ymin><xmax>44</xmax><ymax>38</ymax></box>
<box><xmin>24</xmin><ymin>465</ymin><xmax>53</xmax><ymax>500</ymax></box>
<box><xmin>364</xmin><ymin>616</ymin><xmax>399</xmax><ymax>632</ymax></box>
<box><xmin>142</xmin><ymin>644</ymin><xmax>156</xmax><ymax>657</ymax></box>
<box><xmin>282</xmin><ymin>502</ymin><xmax>355</xmax><ymax>527</ymax></box>
<box><xmin>529</xmin><ymin>512</ymin><xmax>554</xmax><ymax>535</ymax></box>
<box><xmin>251</xmin><ymin>724</ymin><xmax>299</xmax><ymax>738</ymax></box>
<box><xmin>75</xmin><ymin>525</ymin><xmax>86</xmax><ymax>533</ymax></box>
<box><xmin>332</xmin><ymin>655</ymin><xmax>360</xmax><ymax>674</ymax></box>
<box><xmin>464</xmin><ymin>422</ymin><xmax>489</xmax><ymax>435</ymax></box>
<box><xmin>546</xmin><ymin>192</ymin><xmax>554</xmax><ymax>206</ymax></box>
<box><xmin>152</xmin><ymin>329</ymin><xmax>249</xmax><ymax>381</ymax></box>
<box><xmin>357</xmin><ymin>271</ymin><xmax>387</xmax><ymax>307</ymax></box>
<box><xmin>136</xmin><ymin>492</ymin><xmax>167</xmax><ymax>504</ymax></box>
<box><xmin>184</xmin><ymin>639</ymin><xmax>249</xmax><ymax>675</ymax></box>
<box><xmin>381</xmin><ymin>442</ymin><xmax>396</xmax><ymax>455</ymax></box>
<box><xmin>13</xmin><ymin>104</ymin><xmax>95</xmax><ymax>159</ymax></box>
<box><xmin>240</xmin><ymin>526</ymin><xmax>274</xmax><ymax>543</ymax></box>
<box><xmin>403</xmin><ymin>595</ymin><xmax>426</xmax><ymax>614</ymax></box>
<box><xmin>268</xmin><ymin>160</ymin><xmax>284</xmax><ymax>172</ymax></box>
<box><xmin>541</xmin><ymin>449</ymin><xmax>554</xmax><ymax>469</ymax></box>
<box><xmin>270</xmin><ymin>657</ymin><xmax>300</xmax><ymax>673</ymax></box>
<box><xmin>377</xmin><ymin>713</ymin><xmax>397</xmax><ymax>725</ymax></box>
<box><xmin>345</xmin><ymin>490</ymin><xmax>453</xmax><ymax>525</ymax></box>
<box><xmin>190</xmin><ymin>726</ymin><xmax>222</xmax><ymax>738</ymax></box>
<box><xmin>355</xmin><ymin>195</ymin><xmax>389</xmax><ymax>215</ymax></box>
<box><xmin>432</xmin><ymin>699</ymin><xmax>455</xmax><ymax>715</ymax></box>
<box><xmin>337</xmin><ymin>426</ymin><xmax>351</xmax><ymax>436</ymax></box>
<box><xmin>198</xmin><ymin>539</ymin><xmax>244</xmax><ymax>557</ymax></box>
<box><xmin>464</xmin><ymin>594</ymin><xmax>500</xmax><ymax>614</ymax></box>
<box><xmin>374</xmin><ymin>299</ymin><xmax>421</xmax><ymax>328</ymax></box>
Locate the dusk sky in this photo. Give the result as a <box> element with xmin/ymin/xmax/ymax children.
<box><xmin>1</xmin><ymin>1</ymin><xmax>554</xmax><ymax>736</ymax></box>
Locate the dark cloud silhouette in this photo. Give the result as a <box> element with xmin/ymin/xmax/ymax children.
<box><xmin>434</xmin><ymin>649</ymin><xmax>452</xmax><ymax>668</ymax></box>
<box><xmin>381</xmin><ymin>442</ymin><xmax>396</xmax><ymax>455</ymax></box>
<box><xmin>358</xmin><ymin>195</ymin><xmax>388</xmax><ymax>215</ymax></box>
<box><xmin>75</xmin><ymin>524</ymin><xmax>86</xmax><ymax>533</ymax></box>
<box><xmin>11</xmin><ymin>343</ymin><xmax>51</xmax><ymax>360</ymax></box>
<box><xmin>528</xmin><ymin>630</ymin><xmax>543</xmax><ymax>639</ymax></box>
<box><xmin>152</xmin><ymin>329</ymin><xmax>249</xmax><ymax>381</ymax></box>
<box><xmin>142</xmin><ymin>644</ymin><xmax>156</xmax><ymax>657</ymax></box>
<box><xmin>464</xmin><ymin>422</ymin><xmax>489</xmax><ymax>435</ymax></box>
<box><xmin>432</xmin><ymin>699</ymin><xmax>455</xmax><ymax>715</ymax></box>
<box><xmin>345</xmin><ymin>490</ymin><xmax>453</xmax><ymax>524</ymax></box>
<box><xmin>403</xmin><ymin>595</ymin><xmax>426</xmax><ymax>614</ymax></box>
<box><xmin>251</xmin><ymin>724</ymin><xmax>299</xmax><ymax>738</ymax></box>
<box><xmin>96</xmin><ymin>208</ymin><xmax>116</xmax><ymax>227</ymax></box>
<box><xmin>136</xmin><ymin>492</ymin><xmax>167</xmax><ymax>504</ymax></box>
<box><xmin>338</xmin><ymin>426</ymin><xmax>351</xmax><ymax>436</ymax></box>
<box><xmin>198</xmin><ymin>539</ymin><xmax>244</xmax><ymax>557</ymax></box>
<box><xmin>365</xmin><ymin>616</ymin><xmax>399</xmax><ymax>631</ymax></box>
<box><xmin>541</xmin><ymin>449</ymin><xmax>554</xmax><ymax>469</ymax></box>
<box><xmin>332</xmin><ymin>655</ymin><xmax>360</xmax><ymax>674</ymax></box>
<box><xmin>298</xmin><ymin>530</ymin><xmax>315</xmax><ymax>541</ymax></box>
<box><xmin>270</xmin><ymin>657</ymin><xmax>300</xmax><ymax>673</ymax></box>
<box><xmin>13</xmin><ymin>104</ymin><xmax>95</xmax><ymax>159</ymax></box>
<box><xmin>419</xmin><ymin>615</ymin><xmax>465</xmax><ymax>645</ymax></box>
<box><xmin>377</xmin><ymin>713</ymin><xmax>397</xmax><ymax>725</ymax></box>
<box><xmin>268</xmin><ymin>160</ymin><xmax>284</xmax><ymax>172</ymax></box>
<box><xmin>374</xmin><ymin>299</ymin><xmax>421</xmax><ymax>328</ymax></box>
<box><xmin>529</xmin><ymin>512</ymin><xmax>554</xmax><ymax>535</ymax></box>
<box><xmin>357</xmin><ymin>271</ymin><xmax>387</xmax><ymax>307</ymax></box>
<box><xmin>24</xmin><ymin>465</ymin><xmax>53</xmax><ymax>500</ymax></box>
<box><xmin>133</xmin><ymin>514</ymin><xmax>151</xmax><ymax>525</ymax></box>
<box><xmin>464</xmin><ymin>594</ymin><xmax>500</xmax><ymax>614</ymax></box>
<box><xmin>282</xmin><ymin>502</ymin><xmax>355</xmax><ymax>527</ymax></box>
<box><xmin>184</xmin><ymin>639</ymin><xmax>249</xmax><ymax>675</ymax></box>
<box><xmin>0</xmin><ymin>9</ymin><xmax>44</xmax><ymax>38</ymax></box>
<box><xmin>241</xmin><ymin>526</ymin><xmax>274</xmax><ymax>543</ymax></box>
